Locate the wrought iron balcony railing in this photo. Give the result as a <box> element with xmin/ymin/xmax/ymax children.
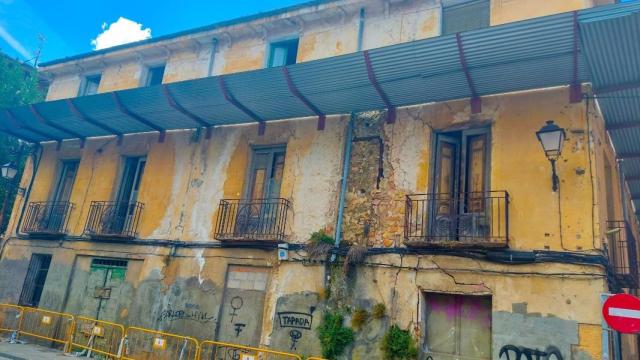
<box><xmin>22</xmin><ymin>201</ymin><xmax>74</xmax><ymax>236</ymax></box>
<box><xmin>606</xmin><ymin>221</ymin><xmax>639</xmax><ymax>289</ymax></box>
<box><xmin>214</xmin><ymin>198</ymin><xmax>290</xmax><ymax>242</ymax></box>
<box><xmin>404</xmin><ymin>191</ymin><xmax>509</xmax><ymax>247</ymax></box>
<box><xmin>84</xmin><ymin>201</ymin><xmax>144</xmax><ymax>239</ymax></box>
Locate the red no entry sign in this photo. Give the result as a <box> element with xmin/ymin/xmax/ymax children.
<box><xmin>603</xmin><ymin>293</ymin><xmax>640</xmax><ymax>334</ymax></box>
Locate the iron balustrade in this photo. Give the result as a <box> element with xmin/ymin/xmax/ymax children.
<box><xmin>606</xmin><ymin>220</ymin><xmax>639</xmax><ymax>289</ymax></box>
<box><xmin>22</xmin><ymin>201</ymin><xmax>74</xmax><ymax>236</ymax></box>
<box><xmin>215</xmin><ymin>198</ymin><xmax>290</xmax><ymax>242</ymax></box>
<box><xmin>404</xmin><ymin>191</ymin><xmax>509</xmax><ymax>246</ymax></box>
<box><xmin>84</xmin><ymin>201</ymin><xmax>144</xmax><ymax>239</ymax></box>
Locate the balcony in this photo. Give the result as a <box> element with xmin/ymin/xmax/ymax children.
<box><xmin>404</xmin><ymin>191</ymin><xmax>509</xmax><ymax>247</ymax></box>
<box><xmin>606</xmin><ymin>221</ymin><xmax>639</xmax><ymax>289</ymax></box>
<box><xmin>214</xmin><ymin>198</ymin><xmax>290</xmax><ymax>242</ymax></box>
<box><xmin>22</xmin><ymin>201</ymin><xmax>74</xmax><ymax>237</ymax></box>
<box><xmin>84</xmin><ymin>201</ymin><xmax>144</xmax><ymax>239</ymax></box>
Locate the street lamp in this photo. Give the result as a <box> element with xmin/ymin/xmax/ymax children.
<box><xmin>1</xmin><ymin>162</ymin><xmax>18</xmax><ymax>180</ymax></box>
<box><xmin>536</xmin><ymin>120</ymin><xmax>566</xmax><ymax>191</ymax></box>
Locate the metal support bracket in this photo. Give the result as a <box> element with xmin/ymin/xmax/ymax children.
<box><xmin>162</xmin><ymin>85</ymin><xmax>212</xmax><ymax>140</ymax></box>
<box><xmin>5</xmin><ymin>109</ymin><xmax>61</xmax><ymax>149</ymax></box>
<box><xmin>66</xmin><ymin>99</ymin><xmax>124</xmax><ymax>146</ymax></box>
<box><xmin>218</xmin><ymin>77</ymin><xmax>266</xmax><ymax>135</ymax></box>
<box><xmin>456</xmin><ymin>33</ymin><xmax>481</xmax><ymax>114</ymax></box>
<box><xmin>30</xmin><ymin>104</ymin><xmax>86</xmax><ymax>148</ymax></box>
<box><xmin>363</xmin><ymin>50</ymin><xmax>396</xmax><ymax>123</ymax></box>
<box><xmin>112</xmin><ymin>92</ymin><xmax>166</xmax><ymax>142</ymax></box>
<box><xmin>282</xmin><ymin>67</ymin><xmax>326</xmax><ymax>130</ymax></box>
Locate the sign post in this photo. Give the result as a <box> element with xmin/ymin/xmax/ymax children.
<box><xmin>602</xmin><ymin>293</ymin><xmax>640</xmax><ymax>334</ymax></box>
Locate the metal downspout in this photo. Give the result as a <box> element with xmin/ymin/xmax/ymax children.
<box><xmin>331</xmin><ymin>7</ymin><xmax>365</xmax><ymax>258</ymax></box>
<box><xmin>207</xmin><ymin>38</ymin><xmax>219</xmax><ymax>77</ymax></box>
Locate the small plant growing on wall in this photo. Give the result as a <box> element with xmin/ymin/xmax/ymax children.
<box><xmin>381</xmin><ymin>324</ymin><xmax>418</xmax><ymax>360</ymax></box>
<box><xmin>351</xmin><ymin>308</ymin><xmax>369</xmax><ymax>330</ymax></box>
<box><xmin>372</xmin><ymin>303</ymin><xmax>386</xmax><ymax>319</ymax></box>
<box><xmin>317</xmin><ymin>311</ymin><xmax>354</xmax><ymax>359</ymax></box>
<box><xmin>306</xmin><ymin>229</ymin><xmax>335</xmax><ymax>260</ymax></box>
<box><xmin>343</xmin><ymin>244</ymin><xmax>367</xmax><ymax>273</ymax></box>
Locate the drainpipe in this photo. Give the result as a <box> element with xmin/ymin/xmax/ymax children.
<box><xmin>207</xmin><ymin>38</ymin><xmax>219</xmax><ymax>77</ymax></box>
<box><xmin>331</xmin><ymin>7</ymin><xmax>365</xmax><ymax>260</ymax></box>
<box><xmin>333</xmin><ymin>114</ymin><xmax>355</xmax><ymax>256</ymax></box>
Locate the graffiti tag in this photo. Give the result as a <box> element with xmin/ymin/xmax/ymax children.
<box><xmin>230</xmin><ymin>296</ymin><xmax>243</xmax><ymax>324</ymax></box>
<box><xmin>499</xmin><ymin>345</ymin><xmax>563</xmax><ymax>360</ymax></box>
<box><xmin>157</xmin><ymin>305</ymin><xmax>215</xmax><ymax>323</ymax></box>
<box><xmin>277</xmin><ymin>311</ymin><xmax>313</xmax><ymax>330</ymax></box>
<box><xmin>289</xmin><ymin>329</ymin><xmax>302</xmax><ymax>350</ymax></box>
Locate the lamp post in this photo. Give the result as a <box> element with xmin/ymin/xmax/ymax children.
<box><xmin>536</xmin><ymin>120</ymin><xmax>566</xmax><ymax>192</ymax></box>
<box><xmin>0</xmin><ymin>161</ymin><xmax>20</xmax><ymax>233</ymax></box>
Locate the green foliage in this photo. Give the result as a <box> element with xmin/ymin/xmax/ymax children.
<box><xmin>310</xmin><ymin>229</ymin><xmax>334</xmax><ymax>245</ymax></box>
<box><xmin>380</xmin><ymin>325</ymin><xmax>418</xmax><ymax>360</ymax></box>
<box><xmin>0</xmin><ymin>53</ymin><xmax>44</xmax><ymax>233</ymax></box>
<box><xmin>351</xmin><ymin>308</ymin><xmax>369</xmax><ymax>330</ymax></box>
<box><xmin>372</xmin><ymin>303</ymin><xmax>386</xmax><ymax>319</ymax></box>
<box><xmin>317</xmin><ymin>311</ymin><xmax>354</xmax><ymax>359</ymax></box>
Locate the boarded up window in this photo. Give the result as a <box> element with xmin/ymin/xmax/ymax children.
<box><xmin>424</xmin><ymin>293</ymin><xmax>491</xmax><ymax>360</ymax></box>
<box><xmin>442</xmin><ymin>0</ymin><xmax>490</xmax><ymax>35</ymax></box>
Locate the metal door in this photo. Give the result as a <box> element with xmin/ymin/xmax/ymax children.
<box><xmin>83</xmin><ymin>259</ymin><xmax>128</xmax><ymax>321</ymax></box>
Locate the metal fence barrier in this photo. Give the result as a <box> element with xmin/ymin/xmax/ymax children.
<box><xmin>0</xmin><ymin>304</ymin><xmax>326</xmax><ymax>360</ymax></box>
<box><xmin>198</xmin><ymin>340</ymin><xmax>303</xmax><ymax>360</ymax></box>
<box><xmin>0</xmin><ymin>304</ymin><xmax>23</xmax><ymax>336</ymax></box>
<box><xmin>122</xmin><ymin>326</ymin><xmax>199</xmax><ymax>360</ymax></box>
<box><xmin>70</xmin><ymin>316</ymin><xmax>125</xmax><ymax>358</ymax></box>
<box><xmin>18</xmin><ymin>306</ymin><xmax>74</xmax><ymax>351</ymax></box>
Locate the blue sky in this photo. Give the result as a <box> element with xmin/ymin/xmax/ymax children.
<box><xmin>0</xmin><ymin>0</ymin><xmax>309</xmax><ymax>64</ymax></box>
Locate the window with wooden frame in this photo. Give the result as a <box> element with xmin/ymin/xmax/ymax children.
<box><xmin>19</xmin><ymin>254</ymin><xmax>52</xmax><ymax>307</ymax></box>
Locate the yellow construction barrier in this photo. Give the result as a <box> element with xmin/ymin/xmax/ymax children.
<box><xmin>122</xmin><ymin>326</ymin><xmax>199</xmax><ymax>360</ymax></box>
<box><xmin>0</xmin><ymin>304</ymin><xmax>23</xmax><ymax>336</ymax></box>
<box><xmin>70</xmin><ymin>316</ymin><xmax>125</xmax><ymax>358</ymax></box>
<box><xmin>306</xmin><ymin>358</ymin><xmax>327</xmax><ymax>360</ymax></box>
<box><xmin>199</xmin><ymin>340</ymin><xmax>303</xmax><ymax>360</ymax></box>
<box><xmin>18</xmin><ymin>306</ymin><xmax>74</xmax><ymax>351</ymax></box>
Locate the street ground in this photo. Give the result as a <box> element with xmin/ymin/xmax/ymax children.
<box><xmin>0</xmin><ymin>340</ymin><xmax>66</xmax><ymax>360</ymax></box>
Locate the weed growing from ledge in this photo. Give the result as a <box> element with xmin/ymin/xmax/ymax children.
<box><xmin>351</xmin><ymin>308</ymin><xmax>369</xmax><ymax>330</ymax></box>
<box><xmin>372</xmin><ymin>303</ymin><xmax>387</xmax><ymax>319</ymax></box>
<box><xmin>306</xmin><ymin>230</ymin><xmax>335</xmax><ymax>260</ymax></box>
<box><xmin>317</xmin><ymin>311</ymin><xmax>354</xmax><ymax>359</ymax></box>
<box><xmin>381</xmin><ymin>324</ymin><xmax>418</xmax><ymax>360</ymax></box>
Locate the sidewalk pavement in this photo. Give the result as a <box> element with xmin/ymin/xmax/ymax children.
<box><xmin>0</xmin><ymin>340</ymin><xmax>67</xmax><ymax>360</ymax></box>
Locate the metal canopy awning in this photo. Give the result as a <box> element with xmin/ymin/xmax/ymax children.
<box><xmin>0</xmin><ymin>2</ymin><xmax>639</xmax><ymax>150</ymax></box>
<box><xmin>579</xmin><ymin>6</ymin><xmax>640</xmax><ymax>214</ymax></box>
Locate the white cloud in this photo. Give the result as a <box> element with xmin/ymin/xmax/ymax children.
<box><xmin>91</xmin><ymin>17</ymin><xmax>151</xmax><ymax>50</ymax></box>
<box><xmin>0</xmin><ymin>24</ymin><xmax>33</xmax><ymax>60</ymax></box>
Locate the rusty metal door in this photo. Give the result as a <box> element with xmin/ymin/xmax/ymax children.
<box><xmin>216</xmin><ymin>266</ymin><xmax>270</xmax><ymax>348</ymax></box>
<box><xmin>83</xmin><ymin>259</ymin><xmax>128</xmax><ymax>321</ymax></box>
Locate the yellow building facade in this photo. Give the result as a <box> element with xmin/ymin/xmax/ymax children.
<box><xmin>0</xmin><ymin>0</ymin><xmax>638</xmax><ymax>359</ymax></box>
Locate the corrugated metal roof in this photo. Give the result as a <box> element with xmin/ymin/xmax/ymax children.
<box><xmin>579</xmin><ymin>3</ymin><xmax>640</xmax><ymax>212</ymax></box>
<box><xmin>1</xmin><ymin>1</ymin><xmax>640</xmax><ymax>151</ymax></box>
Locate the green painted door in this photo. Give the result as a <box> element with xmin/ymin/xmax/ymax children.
<box><xmin>83</xmin><ymin>259</ymin><xmax>128</xmax><ymax>321</ymax></box>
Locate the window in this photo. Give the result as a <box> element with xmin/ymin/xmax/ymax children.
<box><xmin>431</xmin><ymin>129</ymin><xmax>490</xmax><ymax>239</ymax></box>
<box><xmin>442</xmin><ymin>0</ymin><xmax>490</xmax><ymax>35</ymax></box>
<box><xmin>144</xmin><ymin>64</ymin><xmax>165</xmax><ymax>86</ymax></box>
<box><xmin>423</xmin><ymin>293</ymin><xmax>491</xmax><ymax>359</ymax></box>
<box><xmin>80</xmin><ymin>74</ymin><xmax>101</xmax><ymax>96</ymax></box>
<box><xmin>267</xmin><ymin>38</ymin><xmax>299</xmax><ymax>68</ymax></box>
<box><xmin>19</xmin><ymin>254</ymin><xmax>52</xmax><ymax>307</ymax></box>
<box><xmin>117</xmin><ymin>156</ymin><xmax>146</xmax><ymax>205</ymax></box>
<box><xmin>53</xmin><ymin>160</ymin><xmax>79</xmax><ymax>203</ymax></box>
<box><xmin>246</xmin><ymin>146</ymin><xmax>286</xmax><ymax>199</ymax></box>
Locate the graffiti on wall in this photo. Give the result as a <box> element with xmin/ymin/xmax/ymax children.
<box><xmin>276</xmin><ymin>307</ymin><xmax>316</xmax><ymax>350</ymax></box>
<box><xmin>157</xmin><ymin>303</ymin><xmax>215</xmax><ymax>323</ymax></box>
<box><xmin>499</xmin><ymin>345</ymin><xmax>563</xmax><ymax>360</ymax></box>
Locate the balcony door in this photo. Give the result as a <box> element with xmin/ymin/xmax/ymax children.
<box><xmin>432</xmin><ymin>129</ymin><xmax>489</xmax><ymax>241</ymax></box>
<box><xmin>38</xmin><ymin>160</ymin><xmax>78</xmax><ymax>232</ymax></box>
<box><xmin>235</xmin><ymin>146</ymin><xmax>286</xmax><ymax>238</ymax></box>
<box><xmin>109</xmin><ymin>157</ymin><xmax>146</xmax><ymax>234</ymax></box>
